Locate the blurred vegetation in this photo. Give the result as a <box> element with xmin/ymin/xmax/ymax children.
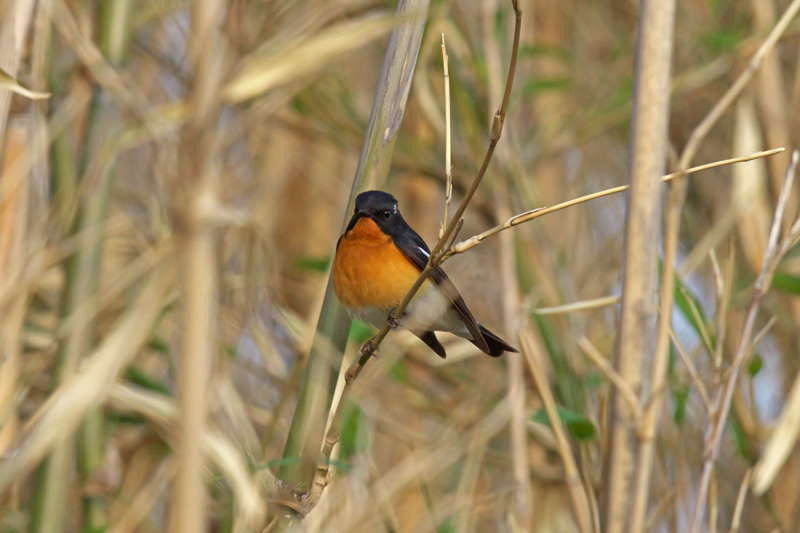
<box><xmin>0</xmin><ymin>0</ymin><xmax>799</xmax><ymax>531</ymax></box>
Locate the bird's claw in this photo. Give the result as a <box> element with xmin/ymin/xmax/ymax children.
<box><xmin>359</xmin><ymin>339</ymin><xmax>380</xmax><ymax>360</ymax></box>
<box><xmin>387</xmin><ymin>312</ymin><xmax>404</xmax><ymax>329</ymax></box>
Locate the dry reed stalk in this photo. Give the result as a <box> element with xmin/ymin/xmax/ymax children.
<box><xmin>521</xmin><ymin>329</ymin><xmax>592</xmax><ymax>533</ymax></box>
<box><xmin>328</xmin><ymin>407</ymin><xmax>505</xmax><ymax>532</ymax></box>
<box><xmin>46</xmin><ymin>0</ymin><xmax>149</xmax><ymax>118</ymax></box>
<box><xmin>754</xmin><ymin>351</ymin><xmax>800</xmax><ymax>495</ymax></box>
<box><xmin>0</xmin><ymin>261</ymin><xmax>173</xmax><ymax>490</ymax></box>
<box><xmin>750</xmin><ymin>0</ymin><xmax>792</xmax><ymax>199</ymax></box>
<box><xmin>445</xmin><ymin>148</ymin><xmax>784</xmax><ymax>259</ymax></box>
<box><xmin>603</xmin><ymin>3</ymin><xmax>675</xmax><ymax>532</ymax></box>
<box><xmin>689</xmin><ymin>151</ymin><xmax>800</xmax><ymax>532</ymax></box>
<box><xmin>637</xmin><ymin>1</ymin><xmax>800</xmax><ymax>529</ymax></box>
<box><xmin>578</xmin><ymin>337</ymin><xmax>641</xmax><ymax>422</ymax></box>
<box><xmin>732</xmin><ymin>97</ymin><xmax>772</xmax><ymax>274</ymax></box>
<box><xmin>501</xmin><ymin>199</ymin><xmax>531</xmax><ymax>530</ymax></box>
<box><xmin>109</xmin><ymin>459</ymin><xmax>175</xmax><ymax>533</ymax></box>
<box><xmin>480</xmin><ymin>2</ymin><xmax>531</xmax><ymax>526</ymax></box>
<box><xmin>168</xmin><ymin>0</ymin><xmax>225</xmax><ymax>530</ymax></box>
<box><xmin>0</xmin><ymin>123</ymin><xmax>29</xmax><ymax>515</ymax></box>
<box><xmin>730</xmin><ymin>468</ymin><xmax>752</xmax><ymax>533</ymax></box>
<box><xmin>0</xmin><ymin>0</ymin><xmax>37</xmax><ymax>143</ymax></box>
<box><xmin>281</xmin><ymin>0</ymin><xmax>431</xmax><ymax>501</ymax></box>
<box><xmin>0</xmin><ymin>6</ymin><xmax>38</xmax><ymax>478</ymax></box>
<box><xmin>439</xmin><ymin>33</ymin><xmax>452</xmax><ymax>240</ymax></box>
<box><xmin>223</xmin><ymin>15</ymin><xmax>397</xmax><ymax>105</ymax></box>
<box><xmin>534</xmin><ymin>296</ymin><xmax>620</xmax><ymax>315</ymax></box>
<box><xmin>109</xmin><ymin>384</ymin><xmax>269</xmax><ymax>530</ymax></box>
<box><xmin>669</xmin><ymin>329</ymin><xmax>711</xmax><ymax>412</ymax></box>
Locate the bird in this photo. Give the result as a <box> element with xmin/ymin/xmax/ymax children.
<box><xmin>332</xmin><ymin>190</ymin><xmax>517</xmax><ymax>358</ymax></box>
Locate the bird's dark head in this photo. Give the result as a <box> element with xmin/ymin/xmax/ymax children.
<box><xmin>354</xmin><ymin>190</ymin><xmax>398</xmax><ymax>219</ymax></box>
<box><xmin>345</xmin><ymin>190</ymin><xmax>403</xmax><ymax>233</ymax></box>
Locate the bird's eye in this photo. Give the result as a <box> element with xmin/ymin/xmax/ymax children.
<box><xmin>382</xmin><ymin>210</ymin><xmax>392</xmax><ymax>219</ymax></box>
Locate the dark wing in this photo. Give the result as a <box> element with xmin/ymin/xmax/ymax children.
<box><xmin>390</xmin><ymin>226</ymin><xmax>491</xmax><ymax>354</ymax></box>
<box><xmin>414</xmin><ymin>331</ymin><xmax>447</xmax><ymax>358</ymax></box>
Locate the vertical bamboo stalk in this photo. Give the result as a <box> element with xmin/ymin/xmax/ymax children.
<box><xmin>603</xmin><ymin>1</ymin><xmax>675</xmax><ymax>532</ymax></box>
<box><xmin>168</xmin><ymin>0</ymin><xmax>225</xmax><ymax>530</ymax></box>
<box><xmin>31</xmin><ymin>1</ymin><xmax>135</xmax><ymax>530</ymax></box>
<box><xmin>280</xmin><ymin>0</ymin><xmax>430</xmax><ymax>488</ymax></box>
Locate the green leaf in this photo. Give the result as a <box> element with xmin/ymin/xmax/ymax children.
<box><xmin>664</xmin><ymin>261</ymin><xmax>715</xmax><ymax>353</ymax></box>
<box><xmin>672</xmin><ymin>385</ymin><xmax>690</xmax><ymax>425</ymax></box>
<box><xmin>148</xmin><ymin>336</ymin><xmax>169</xmax><ymax>353</ymax></box>
<box><xmin>348</xmin><ymin>319</ymin><xmax>373</xmax><ymax>344</ymax></box>
<box><xmin>294</xmin><ymin>256</ymin><xmax>330</xmax><ymax>273</ymax></box>
<box><xmin>523</xmin><ymin>76</ymin><xmax>571</xmax><ymax>94</ymax></box>
<box><xmin>519</xmin><ymin>43</ymin><xmax>571</xmax><ymax>62</ymax></box>
<box><xmin>531</xmin><ymin>406</ymin><xmax>595</xmax><ymax>441</ymax></box>
<box><xmin>437</xmin><ymin>517</ymin><xmax>455</xmax><ymax>533</ymax></box>
<box><xmin>291</xmin><ymin>96</ymin><xmax>309</xmax><ymax>114</ymax></box>
<box><xmin>773</xmin><ymin>272</ymin><xmax>800</xmax><ymax>295</ymax></box>
<box><xmin>261</xmin><ymin>457</ymin><xmax>303</xmax><ymax>470</ymax></box>
<box><xmin>126</xmin><ymin>367</ymin><xmax>170</xmax><ymax>395</ymax></box>
<box><xmin>748</xmin><ymin>353</ymin><xmax>763</xmax><ymax>376</ymax></box>
<box><xmin>729</xmin><ymin>414</ymin><xmax>752</xmax><ymax>459</ymax></box>
<box><xmin>582</xmin><ymin>372</ymin><xmax>603</xmax><ymax>390</ymax></box>
<box><xmin>339</xmin><ymin>404</ymin><xmax>369</xmax><ymax>461</ymax></box>
<box><xmin>389</xmin><ymin>361</ymin><xmax>409</xmax><ymax>383</ymax></box>
<box><xmin>701</xmin><ymin>28</ymin><xmax>744</xmax><ymax>53</ymax></box>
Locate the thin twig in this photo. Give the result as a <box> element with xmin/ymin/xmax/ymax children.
<box><xmin>439</xmin><ymin>33</ymin><xmax>452</xmax><ymax>239</ymax></box>
<box><xmin>709</xmin><ymin>471</ymin><xmax>718</xmax><ymax>533</ymax></box>
<box><xmin>729</xmin><ymin>468</ymin><xmax>752</xmax><ymax>533</ymax></box>
<box><xmin>533</xmin><ymin>295</ymin><xmax>620</xmax><ymax>315</ymax></box>
<box><xmin>670</xmin><ymin>329</ymin><xmax>711</xmax><ymax>412</ymax></box>
<box><xmin>577</xmin><ymin>337</ymin><xmax>642</xmax><ymax>421</ymax></box>
<box><xmin>521</xmin><ymin>331</ymin><xmax>592</xmax><ymax>533</ymax></box>
<box><xmin>678</xmin><ymin>2</ymin><xmax>800</xmax><ymax>172</ymax></box>
<box><xmin>749</xmin><ymin>315</ymin><xmax>777</xmax><ymax>354</ymax></box>
<box><xmin>689</xmin><ymin>150</ymin><xmax>800</xmax><ymax>532</ymax></box>
<box><xmin>709</xmin><ymin>249</ymin><xmax>725</xmax><ymax>375</ymax></box>
<box><xmin>639</xmin><ymin>4</ymin><xmax>800</xmax><ymax>525</ymax></box>
<box><xmin>446</xmin><ymin>148</ymin><xmax>783</xmax><ymax>258</ymax></box>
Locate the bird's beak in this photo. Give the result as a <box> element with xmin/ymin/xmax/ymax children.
<box><xmin>356</xmin><ymin>209</ymin><xmax>370</xmax><ymax>217</ymax></box>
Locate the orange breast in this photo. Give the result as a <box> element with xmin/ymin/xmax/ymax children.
<box><xmin>333</xmin><ymin>217</ymin><xmax>422</xmax><ymax>309</ymax></box>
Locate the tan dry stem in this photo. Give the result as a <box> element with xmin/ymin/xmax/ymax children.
<box><xmin>690</xmin><ymin>150</ymin><xmax>800</xmax><ymax>532</ymax></box>
<box><xmin>605</xmin><ymin>2</ymin><xmax>676</xmax><ymax>532</ymax></box>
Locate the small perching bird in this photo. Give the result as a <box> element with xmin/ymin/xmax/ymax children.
<box><xmin>333</xmin><ymin>190</ymin><xmax>517</xmax><ymax>358</ymax></box>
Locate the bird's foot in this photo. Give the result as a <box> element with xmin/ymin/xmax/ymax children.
<box><xmin>359</xmin><ymin>339</ymin><xmax>380</xmax><ymax>360</ymax></box>
<box><xmin>387</xmin><ymin>311</ymin><xmax>404</xmax><ymax>329</ymax></box>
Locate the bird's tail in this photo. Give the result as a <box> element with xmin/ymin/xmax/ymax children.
<box><xmin>471</xmin><ymin>325</ymin><xmax>518</xmax><ymax>357</ymax></box>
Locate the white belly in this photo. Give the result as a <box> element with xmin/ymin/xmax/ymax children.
<box><xmin>351</xmin><ymin>282</ymin><xmax>469</xmax><ymax>337</ymax></box>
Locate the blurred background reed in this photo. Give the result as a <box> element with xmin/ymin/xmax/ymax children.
<box><xmin>1</xmin><ymin>0</ymin><xmax>800</xmax><ymax>531</ymax></box>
